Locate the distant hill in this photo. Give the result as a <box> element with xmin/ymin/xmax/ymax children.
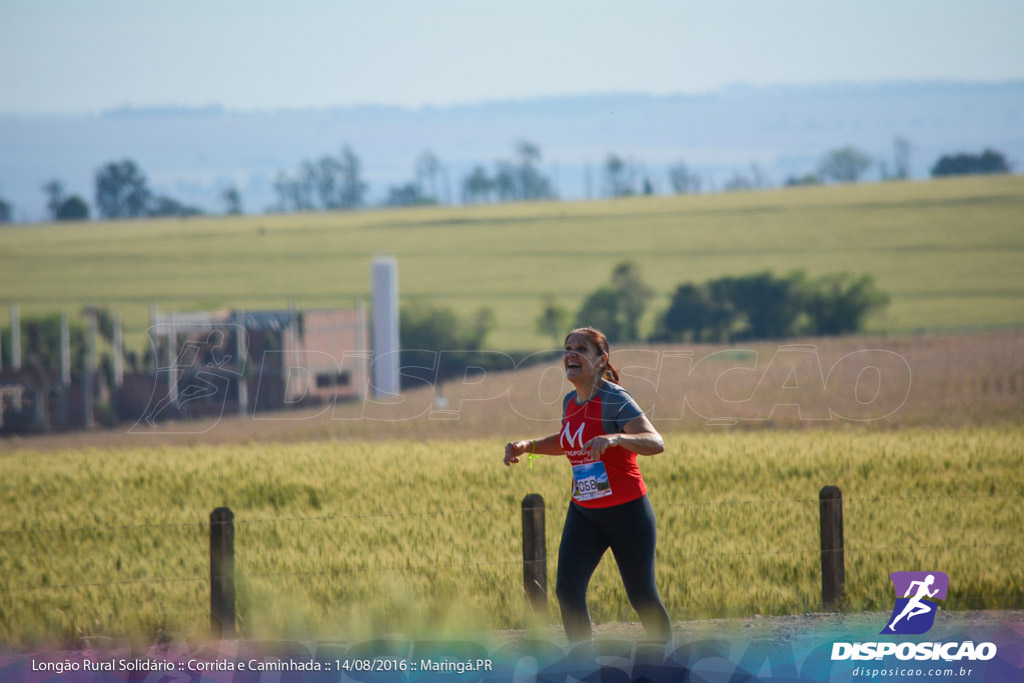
<box><xmin>0</xmin><ymin>80</ymin><xmax>1021</xmax><ymax>220</ymax></box>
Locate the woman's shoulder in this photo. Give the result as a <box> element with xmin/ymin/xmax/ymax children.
<box><xmin>598</xmin><ymin>381</ymin><xmax>634</xmax><ymax>400</ymax></box>
<box><xmin>598</xmin><ymin>381</ymin><xmax>644</xmax><ymax>419</ymax></box>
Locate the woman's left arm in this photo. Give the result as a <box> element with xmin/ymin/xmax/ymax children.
<box><xmin>583</xmin><ymin>414</ymin><xmax>664</xmax><ymax>459</ymax></box>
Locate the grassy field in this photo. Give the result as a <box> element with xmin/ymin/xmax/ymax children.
<box><xmin>1</xmin><ymin>427</ymin><xmax>1021</xmax><ymax>647</ymax></box>
<box><xmin>1</xmin><ymin>175</ymin><xmax>1023</xmax><ymax>351</ymax></box>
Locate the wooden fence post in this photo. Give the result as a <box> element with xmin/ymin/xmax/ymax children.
<box><xmin>210</xmin><ymin>507</ymin><xmax>236</xmax><ymax>637</ymax></box>
<box><xmin>521</xmin><ymin>494</ymin><xmax>547</xmax><ymax>616</ymax></box>
<box><xmin>819</xmin><ymin>485</ymin><xmax>845</xmax><ymax>610</ymax></box>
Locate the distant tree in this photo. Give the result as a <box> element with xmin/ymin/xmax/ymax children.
<box><xmin>668</xmin><ymin>161</ymin><xmax>702</xmax><ymax>194</ymax></box>
<box><xmin>611</xmin><ymin>262</ymin><xmax>654</xmax><ymax>342</ymax></box>
<box><xmin>576</xmin><ymin>286</ymin><xmax>624</xmax><ymax>340</ymax></box>
<box><xmin>273</xmin><ymin>169</ymin><xmax>315</xmax><ymax>212</ymax></box>
<box><xmin>400</xmin><ymin>304</ymin><xmax>495</xmax><ymax>352</ymax></box>
<box><xmin>441</xmin><ymin>167</ymin><xmax>453</xmax><ymax>205</ymax></box>
<box><xmin>148</xmin><ymin>195</ymin><xmax>203</xmax><ymax>217</ymax></box>
<box><xmin>55</xmin><ymin>196</ymin><xmax>90</xmax><ymax>221</ymax></box>
<box><xmin>298</xmin><ymin>161</ymin><xmax>320</xmax><ymax>208</ymax></box>
<box><xmin>575</xmin><ymin>261</ymin><xmax>653</xmax><ymax>343</ymax></box>
<box><xmin>749</xmin><ymin>162</ymin><xmax>769</xmax><ymax>189</ymax></box>
<box><xmin>784</xmin><ymin>173</ymin><xmax>823</xmax><ymax>187</ymax></box>
<box><xmin>384</xmin><ymin>182</ymin><xmax>437</xmax><ymax>207</ymax></box>
<box><xmin>654</xmin><ymin>272</ymin><xmax>806</xmax><ymax>342</ymax></box>
<box><xmin>494</xmin><ymin>161</ymin><xmax>519</xmax><ymax>201</ymax></box>
<box><xmin>272</xmin><ymin>172</ymin><xmax>307</xmax><ymax>212</ymax></box>
<box><xmin>931</xmin><ymin>148</ymin><xmax>1011</xmax><ymax>177</ymax></box>
<box><xmin>401</xmin><ymin>306</ymin><xmax>461</xmax><ymax>352</ymax></box>
<box><xmin>723</xmin><ymin>173</ymin><xmax>754</xmax><ymax>192</ymax></box>
<box><xmin>484</xmin><ymin>142</ymin><xmax>556</xmax><ymax>203</ymax></box>
<box><xmin>536</xmin><ymin>295</ymin><xmax>570</xmax><ymax>347</ymax></box>
<box><xmin>603</xmin><ymin>153</ymin><xmax>635</xmax><ymax>197</ymax></box>
<box><xmin>270</xmin><ymin>145</ymin><xmax>366</xmax><ymax>213</ymax></box>
<box><xmin>513</xmin><ymin>141</ymin><xmax>555</xmax><ymax>200</ymax></box>
<box><xmin>517</xmin><ymin>140</ymin><xmax>540</xmax><ymax>161</ymax></box>
<box><xmin>416</xmin><ymin>150</ymin><xmax>443</xmax><ymax>202</ymax></box>
<box><xmin>652</xmin><ymin>270</ymin><xmax>889</xmax><ymax>343</ymax></box>
<box><xmin>818</xmin><ymin>146</ymin><xmax>873</xmax><ymax>183</ymax></box>
<box><xmin>384</xmin><ymin>152</ymin><xmax>446</xmax><ymax>207</ymax></box>
<box><xmin>892</xmin><ymin>137</ymin><xmax>912</xmax><ymax>180</ymax></box>
<box><xmin>468</xmin><ymin>307</ymin><xmax>496</xmax><ymax>349</ymax></box>
<box><xmin>651</xmin><ymin>282</ymin><xmax>732</xmax><ymax>343</ymax></box>
<box><xmin>95</xmin><ymin>159</ymin><xmax>152</xmax><ymax>218</ymax></box>
<box><xmin>461</xmin><ymin>165</ymin><xmax>494</xmax><ymax>204</ymax></box>
<box><xmin>0</xmin><ymin>197</ymin><xmax>12</xmax><ymax>223</ymax></box>
<box><xmin>709</xmin><ymin>271</ymin><xmax>808</xmax><ymax>340</ymax></box>
<box><xmin>271</xmin><ymin>172</ymin><xmax>291</xmax><ymax>212</ymax></box>
<box><xmin>398</xmin><ymin>304</ymin><xmax>500</xmax><ymax>387</ymax></box>
<box><xmin>385</xmin><ymin>183</ymin><xmax>415</xmax><ymax>207</ymax></box>
<box><xmin>336</xmin><ymin>145</ymin><xmax>367</xmax><ymax>209</ymax></box>
<box><xmin>977</xmin><ymin>149</ymin><xmax>1011</xmax><ymax>173</ymax></box>
<box><xmin>310</xmin><ymin>156</ymin><xmax>343</xmax><ymax>208</ymax></box>
<box><xmin>42</xmin><ymin>179</ymin><xmax>65</xmax><ymax>220</ymax></box>
<box><xmin>221</xmin><ymin>185</ymin><xmax>243</xmax><ymax>215</ymax></box>
<box><xmin>803</xmin><ymin>272</ymin><xmax>890</xmax><ymax>335</ymax></box>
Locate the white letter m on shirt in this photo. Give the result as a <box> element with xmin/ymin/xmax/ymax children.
<box><xmin>560</xmin><ymin>422</ymin><xmax>586</xmax><ymax>450</ymax></box>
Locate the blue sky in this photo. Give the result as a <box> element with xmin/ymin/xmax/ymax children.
<box><xmin>2</xmin><ymin>0</ymin><xmax>1023</xmax><ymax>114</ymax></box>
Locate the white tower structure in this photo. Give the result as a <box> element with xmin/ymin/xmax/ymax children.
<box><xmin>372</xmin><ymin>257</ymin><xmax>400</xmax><ymax>396</ymax></box>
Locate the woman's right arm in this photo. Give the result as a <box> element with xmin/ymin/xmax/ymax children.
<box><xmin>503</xmin><ymin>433</ymin><xmax>561</xmax><ymax>466</ymax></box>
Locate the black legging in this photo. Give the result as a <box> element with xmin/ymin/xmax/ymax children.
<box><xmin>555</xmin><ymin>494</ymin><xmax>672</xmax><ymax>643</ymax></box>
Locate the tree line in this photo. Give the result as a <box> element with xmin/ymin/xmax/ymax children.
<box><xmin>394</xmin><ymin>260</ymin><xmax>889</xmax><ymax>387</ymax></box>
<box><xmin>537</xmin><ymin>262</ymin><xmax>890</xmax><ymax>346</ymax></box>
<box><xmin>0</xmin><ymin>141</ymin><xmax>1013</xmax><ymax>223</ymax></box>
<box><xmin>0</xmin><ymin>161</ymin><xmax>209</xmax><ymax>223</ymax></box>
<box><xmin>784</xmin><ymin>140</ymin><xmax>1011</xmax><ymax>187</ymax></box>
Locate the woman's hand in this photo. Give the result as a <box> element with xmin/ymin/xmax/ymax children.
<box><xmin>583</xmin><ymin>435</ymin><xmax>618</xmax><ymax>461</ymax></box>
<box><xmin>504</xmin><ymin>440</ymin><xmax>531</xmax><ymax>466</ymax></box>
<box><xmin>582</xmin><ymin>416</ymin><xmax>665</xmax><ymax>460</ymax></box>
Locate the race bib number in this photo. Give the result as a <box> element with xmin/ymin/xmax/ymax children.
<box><xmin>572</xmin><ymin>461</ymin><xmax>613</xmax><ymax>501</ymax></box>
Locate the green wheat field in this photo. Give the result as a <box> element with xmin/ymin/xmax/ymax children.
<box><xmin>1</xmin><ymin>175</ymin><xmax>1023</xmax><ymax>350</ymax></box>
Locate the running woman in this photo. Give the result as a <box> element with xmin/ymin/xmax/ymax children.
<box><xmin>503</xmin><ymin>327</ymin><xmax>672</xmax><ymax>644</ymax></box>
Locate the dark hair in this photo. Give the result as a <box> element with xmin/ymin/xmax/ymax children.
<box><xmin>564</xmin><ymin>327</ymin><xmax>620</xmax><ymax>383</ymax></box>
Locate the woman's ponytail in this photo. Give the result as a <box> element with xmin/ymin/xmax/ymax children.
<box><xmin>603</xmin><ymin>360</ymin><xmax>620</xmax><ymax>383</ymax></box>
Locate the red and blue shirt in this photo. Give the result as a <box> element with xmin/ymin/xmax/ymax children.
<box><xmin>560</xmin><ymin>381</ymin><xmax>647</xmax><ymax>509</ymax></box>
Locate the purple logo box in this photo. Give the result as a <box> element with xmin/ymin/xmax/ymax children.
<box><xmin>890</xmin><ymin>571</ymin><xmax>949</xmax><ymax>602</ymax></box>
<box><xmin>881</xmin><ymin>571</ymin><xmax>950</xmax><ymax>635</ymax></box>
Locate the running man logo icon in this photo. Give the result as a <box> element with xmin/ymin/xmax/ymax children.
<box><xmin>881</xmin><ymin>571</ymin><xmax>949</xmax><ymax>635</ymax></box>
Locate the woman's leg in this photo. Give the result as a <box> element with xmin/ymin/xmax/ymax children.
<box><xmin>555</xmin><ymin>501</ymin><xmax>609</xmax><ymax>643</ymax></box>
<box><xmin>606</xmin><ymin>496</ymin><xmax>672</xmax><ymax>642</ymax></box>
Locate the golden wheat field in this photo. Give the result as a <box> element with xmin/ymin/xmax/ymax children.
<box><xmin>1</xmin><ymin>425</ymin><xmax>1021</xmax><ymax>647</ymax></box>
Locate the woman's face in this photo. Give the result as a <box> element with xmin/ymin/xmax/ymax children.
<box><xmin>563</xmin><ymin>332</ymin><xmax>606</xmax><ymax>385</ymax></box>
